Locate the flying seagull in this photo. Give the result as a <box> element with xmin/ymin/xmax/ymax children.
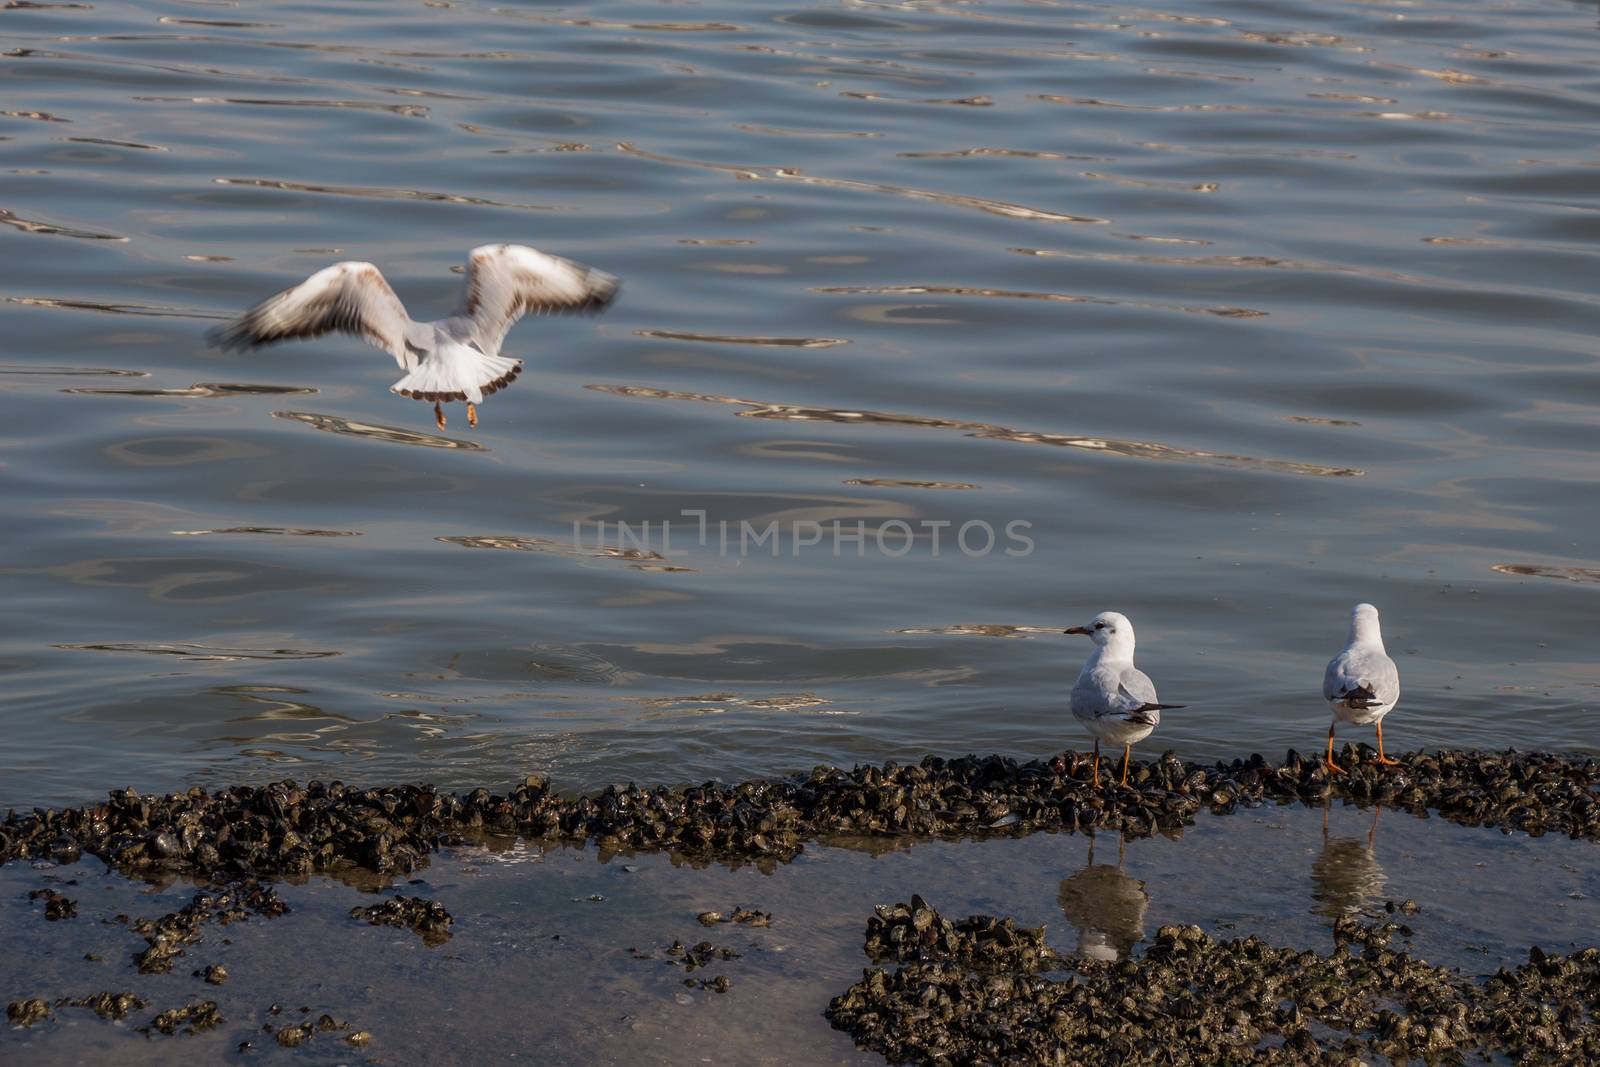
<box><xmin>1064</xmin><ymin>611</ymin><xmax>1183</xmax><ymax>788</ymax></box>
<box><xmin>208</xmin><ymin>244</ymin><xmax>619</xmax><ymax>429</ymax></box>
<box><xmin>1322</xmin><ymin>602</ymin><xmax>1401</xmax><ymax>774</ymax></box>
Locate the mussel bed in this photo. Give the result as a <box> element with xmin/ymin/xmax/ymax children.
<box><xmin>2</xmin><ymin>748</ymin><xmax>1594</xmax><ymax>883</ymax></box>
<box><xmin>827</xmin><ymin>897</ymin><xmax>1600</xmax><ymax>1065</ymax></box>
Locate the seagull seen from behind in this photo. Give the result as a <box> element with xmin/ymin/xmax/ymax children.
<box><xmin>1322</xmin><ymin>602</ymin><xmax>1402</xmax><ymax>774</ymax></box>
<box><xmin>209</xmin><ymin>244</ymin><xmax>619</xmax><ymax>430</ymax></box>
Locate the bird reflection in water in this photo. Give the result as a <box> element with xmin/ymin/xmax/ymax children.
<box><xmin>1057</xmin><ymin>834</ymin><xmax>1150</xmax><ymax>962</ymax></box>
<box><xmin>1310</xmin><ymin>804</ymin><xmax>1386</xmax><ymax>922</ymax></box>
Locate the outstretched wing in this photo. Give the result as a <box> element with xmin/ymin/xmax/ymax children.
<box><xmin>208</xmin><ymin>262</ymin><xmax>416</xmax><ymax>370</ymax></box>
<box><xmin>453</xmin><ymin>243</ymin><xmax>620</xmax><ymax>353</ymax></box>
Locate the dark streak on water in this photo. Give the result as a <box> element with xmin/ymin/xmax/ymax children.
<box><xmin>1</xmin><ymin>0</ymin><xmax>1598</xmax><ymax>808</ymax></box>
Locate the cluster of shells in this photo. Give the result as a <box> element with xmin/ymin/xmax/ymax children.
<box><xmin>827</xmin><ymin>898</ymin><xmax>1600</xmax><ymax>1065</ymax></box>
<box><xmin>350</xmin><ymin>895</ymin><xmax>455</xmax><ymax>946</ymax></box>
<box><xmin>2</xmin><ymin>749</ymin><xmax>1595</xmax><ymax>883</ymax></box>
<box><xmin>864</xmin><ymin>893</ymin><xmax>1065</xmax><ymax>972</ymax></box>
<box><xmin>130</xmin><ymin>882</ymin><xmax>287</xmax><ymax>974</ymax></box>
<box><xmin>4</xmin><ymin>876</ymin><xmax>378</xmax><ymax>1045</ymax></box>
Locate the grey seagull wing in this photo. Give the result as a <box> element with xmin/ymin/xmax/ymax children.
<box><xmin>1324</xmin><ymin>648</ymin><xmax>1399</xmax><ymax>708</ymax></box>
<box><xmin>1113</xmin><ymin>668</ymin><xmax>1180</xmax><ymax>722</ymax></box>
<box><xmin>1115</xmin><ymin>667</ymin><xmax>1158</xmax><ymax>708</ymax></box>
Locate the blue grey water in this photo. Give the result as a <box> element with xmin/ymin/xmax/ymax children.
<box><xmin>2</xmin><ymin>0</ymin><xmax>1597</xmax><ymax>809</ymax></box>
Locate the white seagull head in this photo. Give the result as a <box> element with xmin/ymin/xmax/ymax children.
<box><xmin>1065</xmin><ymin>611</ymin><xmax>1136</xmax><ymax>656</ymax></box>
<box><xmin>1347</xmin><ymin>602</ymin><xmax>1383</xmax><ymax>646</ymax></box>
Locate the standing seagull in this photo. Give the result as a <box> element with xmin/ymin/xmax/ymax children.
<box><xmin>208</xmin><ymin>244</ymin><xmax>619</xmax><ymax>429</ymax></box>
<box><xmin>1064</xmin><ymin>611</ymin><xmax>1183</xmax><ymax>788</ymax></box>
<box><xmin>1322</xmin><ymin>602</ymin><xmax>1401</xmax><ymax>774</ymax></box>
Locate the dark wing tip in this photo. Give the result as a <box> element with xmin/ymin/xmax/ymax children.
<box><xmin>515</xmin><ymin>270</ymin><xmax>622</xmax><ymax>319</ymax></box>
<box><xmin>1339</xmin><ymin>683</ymin><xmax>1379</xmax><ymax>709</ymax></box>
<box><xmin>1126</xmin><ymin>701</ymin><xmax>1182</xmax><ymax>724</ymax></box>
<box><xmin>570</xmin><ymin>268</ymin><xmax>621</xmax><ymax>315</ymax></box>
<box><xmin>1350</xmin><ymin>683</ymin><xmax>1377</xmax><ymax>700</ymax></box>
<box><xmin>206</xmin><ymin>320</ymin><xmax>256</xmax><ymax>352</ymax></box>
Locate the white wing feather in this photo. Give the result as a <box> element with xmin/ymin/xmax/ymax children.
<box><xmin>209</xmin><ymin>262</ymin><xmax>416</xmax><ymax>370</ymax></box>
<box><xmin>453</xmin><ymin>243</ymin><xmax>620</xmax><ymax>353</ymax></box>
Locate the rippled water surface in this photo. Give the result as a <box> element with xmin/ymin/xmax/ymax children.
<box><xmin>3</xmin><ymin>0</ymin><xmax>1598</xmax><ymax>807</ymax></box>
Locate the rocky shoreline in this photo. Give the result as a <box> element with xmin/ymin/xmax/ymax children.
<box><xmin>2</xmin><ymin>748</ymin><xmax>1595</xmax><ymax>884</ymax></box>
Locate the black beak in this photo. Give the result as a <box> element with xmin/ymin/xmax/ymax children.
<box><xmin>1064</xmin><ymin>626</ymin><xmax>1091</xmax><ymax>636</ymax></box>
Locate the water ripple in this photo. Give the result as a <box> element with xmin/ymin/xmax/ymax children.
<box><xmin>66</xmin><ymin>382</ymin><xmax>317</xmax><ymax>397</ymax></box>
<box><xmin>839</xmin><ymin>91</ymin><xmax>994</xmax><ymax>107</ymax></box>
<box><xmin>171</xmin><ymin>527</ymin><xmax>360</xmax><ymax>538</ymax></box>
<box><xmin>213</xmin><ymin>176</ymin><xmax>564</xmax><ymax>211</ymax></box>
<box><xmin>0</xmin><ymin>108</ymin><xmax>70</xmax><ymax>123</ymax></box>
<box><xmin>898</xmin><ymin>147</ymin><xmax>1102</xmax><ymax>161</ymax></box>
<box><xmin>618</xmin><ymin>143</ymin><xmax>1109</xmax><ymax>224</ymax></box>
<box><xmin>734</xmin><ymin>123</ymin><xmax>882</xmax><ymax>139</ymax></box>
<box><xmin>0</xmin><ymin>364</ymin><xmax>146</xmax><ymax>377</ymax></box>
<box><xmin>7</xmin><ymin>296</ymin><xmax>224</xmax><ymax>319</ymax></box>
<box><xmin>134</xmin><ymin>95</ymin><xmax>431</xmax><ymax>118</ymax></box>
<box><xmin>635</xmin><ymin>330</ymin><xmax>848</xmax><ymax>348</ymax></box>
<box><xmin>0</xmin><ymin>208</ymin><xmax>126</xmax><ymax>241</ymax></box>
<box><xmin>491</xmin><ymin>12</ymin><xmax>743</xmax><ymax>33</ymax></box>
<box><xmin>891</xmin><ymin>624</ymin><xmax>1060</xmax><ymax>639</ymax></box>
<box><xmin>435</xmin><ymin>534</ymin><xmax>697</xmax><ymax>572</ymax></box>
<box><xmin>271</xmin><ymin>411</ymin><xmax>486</xmax><ymax>451</ymax></box>
<box><xmin>55</xmin><ymin>642</ymin><xmax>340</xmax><ymax>661</ymax></box>
<box><xmin>814</xmin><ymin>284</ymin><xmax>1265</xmax><ymax>319</ymax></box>
<box><xmin>588</xmin><ymin>385</ymin><xmax>1361</xmax><ymax>477</ymax></box>
<box><xmin>1492</xmin><ymin>564</ymin><xmax>1600</xmax><ymax>586</ymax></box>
<box><xmin>61</xmin><ymin>135</ymin><xmax>167</xmax><ymax>151</ymax></box>
<box><xmin>843</xmin><ymin>478</ymin><xmax>980</xmax><ymax>490</ymax></box>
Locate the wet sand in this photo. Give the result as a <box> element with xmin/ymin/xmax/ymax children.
<box><xmin>4</xmin><ymin>794</ymin><xmax>1597</xmax><ymax>1064</ymax></box>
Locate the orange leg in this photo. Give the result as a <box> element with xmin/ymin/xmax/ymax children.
<box><xmin>433</xmin><ymin>402</ymin><xmax>446</xmax><ymax>430</ymax></box>
<box><xmin>467</xmin><ymin>402</ymin><xmax>478</xmax><ymax>428</ymax></box>
<box><xmin>1324</xmin><ymin>723</ymin><xmax>1346</xmax><ymax>776</ymax></box>
<box><xmin>1120</xmin><ymin>745</ymin><xmax>1132</xmax><ymax>787</ymax></box>
<box><xmin>1091</xmin><ymin>739</ymin><xmax>1101</xmax><ymax>789</ymax></box>
<box><xmin>1374</xmin><ymin>720</ymin><xmax>1401</xmax><ymax>766</ymax></box>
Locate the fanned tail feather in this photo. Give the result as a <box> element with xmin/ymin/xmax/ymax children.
<box><xmin>391</xmin><ymin>351</ymin><xmax>522</xmax><ymax>404</ymax></box>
